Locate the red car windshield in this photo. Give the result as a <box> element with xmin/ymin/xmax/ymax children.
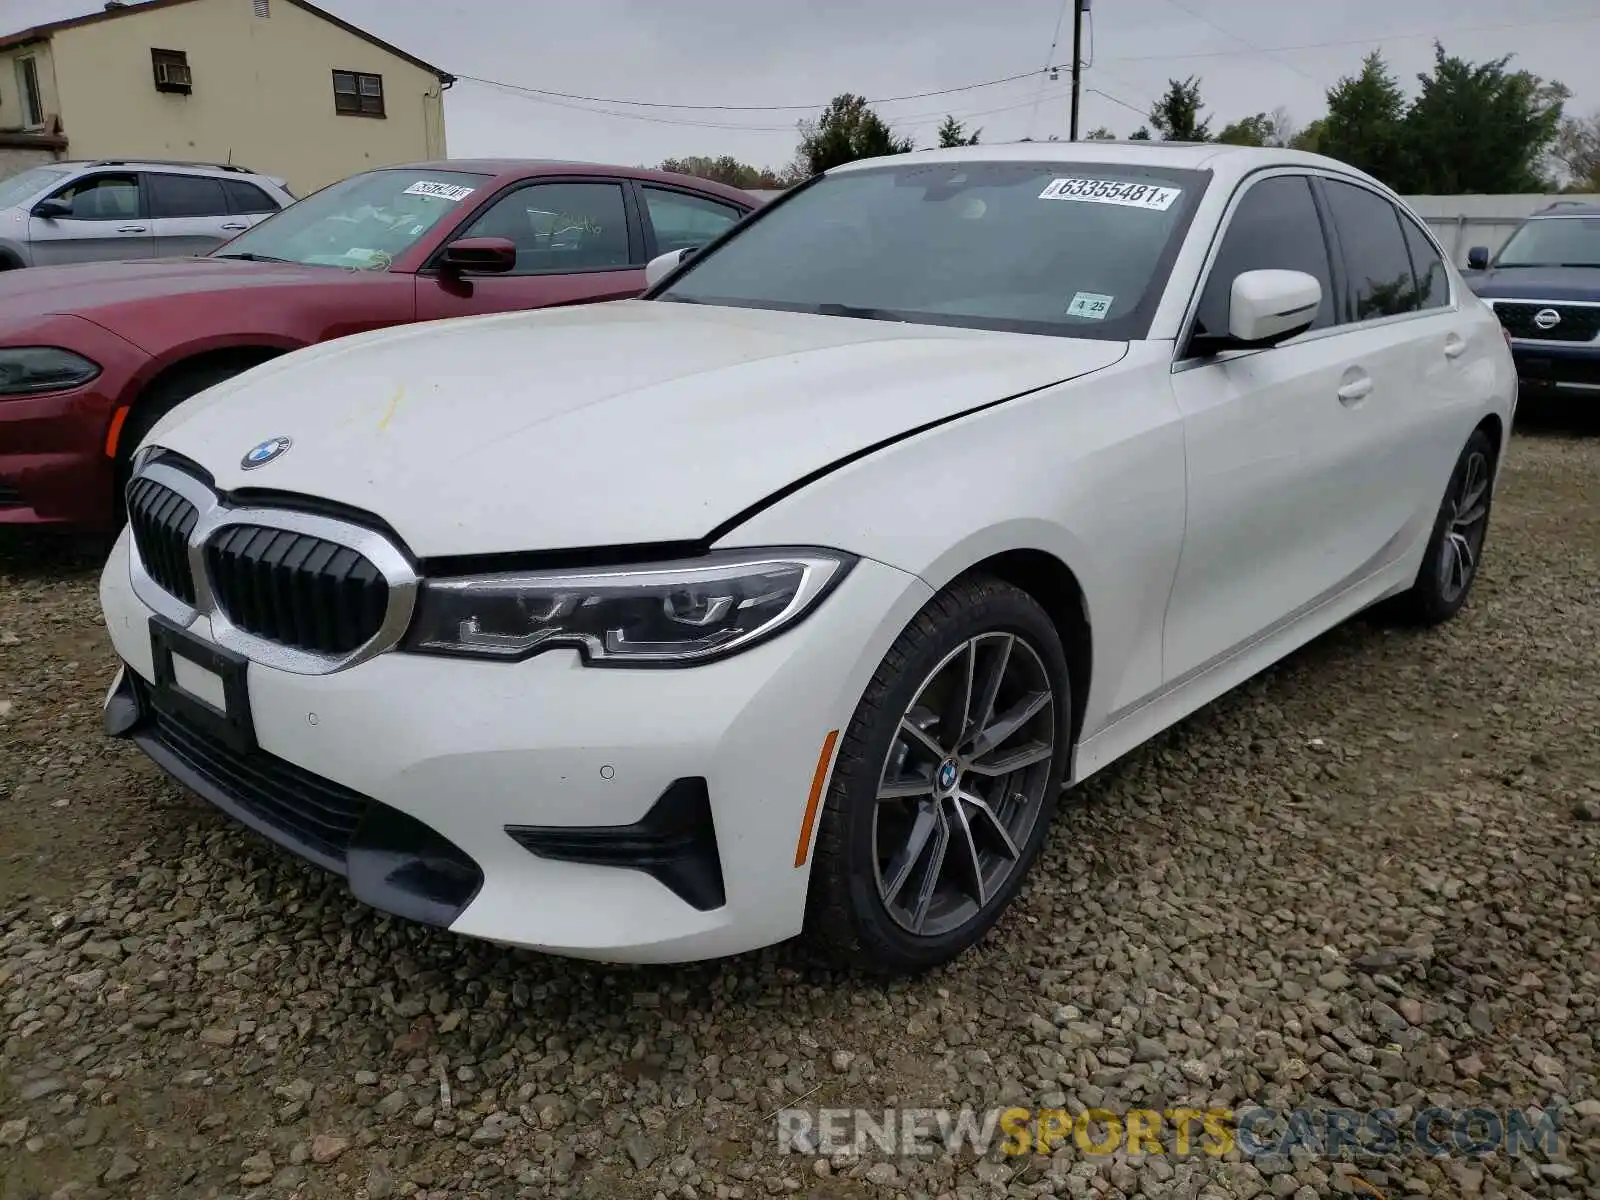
<box><xmin>212</xmin><ymin>168</ymin><xmax>491</xmax><ymax>269</ymax></box>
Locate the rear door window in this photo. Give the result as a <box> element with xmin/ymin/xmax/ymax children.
<box><xmin>642</xmin><ymin>186</ymin><xmax>745</xmax><ymax>254</ymax></box>
<box><xmin>1398</xmin><ymin>215</ymin><xmax>1449</xmax><ymax>310</ymax></box>
<box><xmin>148</xmin><ymin>173</ymin><xmax>231</xmax><ymax>219</ymax></box>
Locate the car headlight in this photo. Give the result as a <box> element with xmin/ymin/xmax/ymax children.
<box><xmin>0</xmin><ymin>347</ymin><xmax>102</xmax><ymax>396</ymax></box>
<box><xmin>405</xmin><ymin>548</ymin><xmax>855</xmax><ymax>665</ymax></box>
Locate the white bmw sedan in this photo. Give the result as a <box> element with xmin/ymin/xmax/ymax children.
<box><xmin>99</xmin><ymin>143</ymin><xmax>1514</xmax><ymax>974</ymax></box>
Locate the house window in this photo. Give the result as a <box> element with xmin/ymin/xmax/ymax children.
<box><xmin>252</xmin><ymin>0</ymin><xmax>269</xmax><ymax>15</ymax></box>
<box><xmin>332</xmin><ymin>70</ymin><xmax>384</xmax><ymax>117</ymax></box>
<box><xmin>16</xmin><ymin>56</ymin><xmax>44</xmax><ymax>127</ymax></box>
<box><xmin>151</xmin><ymin>48</ymin><xmax>192</xmax><ymax>94</ymax></box>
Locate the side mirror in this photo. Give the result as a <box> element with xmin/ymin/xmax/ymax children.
<box><xmin>441</xmin><ymin>236</ymin><xmax>516</xmax><ymax>274</ymax></box>
<box><xmin>645</xmin><ymin>247</ymin><xmax>696</xmax><ymax>289</ymax></box>
<box><xmin>32</xmin><ymin>197</ymin><xmax>73</xmax><ymax>220</ymax></box>
<box><xmin>1465</xmin><ymin>246</ymin><xmax>1490</xmax><ymax>271</ymax></box>
<box><xmin>1227</xmin><ymin>269</ymin><xmax>1322</xmax><ymax>345</ymax></box>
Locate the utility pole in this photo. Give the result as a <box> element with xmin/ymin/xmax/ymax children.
<box><xmin>1069</xmin><ymin>0</ymin><xmax>1086</xmax><ymax>141</ymax></box>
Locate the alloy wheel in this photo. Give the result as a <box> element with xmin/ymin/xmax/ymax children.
<box><xmin>871</xmin><ymin>631</ymin><xmax>1057</xmax><ymax>939</ymax></box>
<box><xmin>1439</xmin><ymin>449</ymin><xmax>1491</xmax><ymax>603</ymax></box>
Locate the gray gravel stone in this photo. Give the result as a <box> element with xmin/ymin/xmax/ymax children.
<box><xmin>2</xmin><ymin>426</ymin><xmax>1599</xmax><ymax>1200</ymax></box>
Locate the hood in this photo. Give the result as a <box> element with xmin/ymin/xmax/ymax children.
<box><xmin>1461</xmin><ymin>265</ymin><xmax>1600</xmax><ymax>302</ymax></box>
<box><xmin>0</xmin><ymin>256</ymin><xmax>337</xmax><ymax>324</ymax></box>
<box><xmin>148</xmin><ymin>300</ymin><xmax>1127</xmax><ymax>557</ymax></box>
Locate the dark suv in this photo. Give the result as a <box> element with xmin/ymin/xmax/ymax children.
<box><xmin>1463</xmin><ymin>200</ymin><xmax>1600</xmax><ymax>399</ymax></box>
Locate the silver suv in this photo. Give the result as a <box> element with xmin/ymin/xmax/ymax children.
<box><xmin>0</xmin><ymin>159</ymin><xmax>295</xmax><ymax>269</ymax></box>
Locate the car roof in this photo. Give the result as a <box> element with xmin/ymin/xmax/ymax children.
<box><xmin>827</xmin><ymin>141</ymin><xmax>1384</xmax><ymax>189</ymax></box>
<box><xmin>381</xmin><ymin>159</ymin><xmax>758</xmax><ymax>206</ymax></box>
<box><xmin>1531</xmin><ymin>200</ymin><xmax>1600</xmax><ymax>218</ymax></box>
<box><xmin>55</xmin><ymin>158</ymin><xmax>277</xmax><ymax>179</ymax></box>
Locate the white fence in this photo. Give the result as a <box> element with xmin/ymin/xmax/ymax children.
<box><xmin>744</xmin><ymin>187</ymin><xmax>1597</xmax><ymax>269</ymax></box>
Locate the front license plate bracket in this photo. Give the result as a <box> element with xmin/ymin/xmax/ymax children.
<box><xmin>148</xmin><ymin>615</ymin><xmax>256</xmax><ymax>753</ymax></box>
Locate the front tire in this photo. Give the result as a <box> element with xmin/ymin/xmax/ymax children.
<box><xmin>803</xmin><ymin>576</ymin><xmax>1071</xmax><ymax>974</ymax></box>
<box><xmin>1391</xmin><ymin>428</ymin><xmax>1497</xmax><ymax>625</ymax></box>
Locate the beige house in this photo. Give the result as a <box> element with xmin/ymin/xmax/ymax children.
<box><xmin>0</xmin><ymin>0</ymin><xmax>450</xmax><ymax>195</ymax></box>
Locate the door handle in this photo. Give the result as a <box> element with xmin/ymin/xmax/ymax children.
<box><xmin>220</xmin><ymin>222</ymin><xmax>247</xmax><ymax>231</ymax></box>
<box><xmin>1336</xmin><ymin>375</ymin><xmax>1373</xmax><ymax>405</ymax></box>
<box><xmin>116</xmin><ymin>225</ymin><xmax>148</xmax><ymax>233</ymax></box>
<box><xmin>1444</xmin><ymin>334</ymin><xmax>1467</xmax><ymax>359</ymax></box>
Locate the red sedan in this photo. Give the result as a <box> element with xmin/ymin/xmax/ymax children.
<box><xmin>0</xmin><ymin>159</ymin><xmax>756</xmax><ymax>530</ymax></box>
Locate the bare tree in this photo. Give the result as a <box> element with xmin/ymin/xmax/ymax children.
<box><xmin>1549</xmin><ymin>111</ymin><xmax>1600</xmax><ymax>190</ymax></box>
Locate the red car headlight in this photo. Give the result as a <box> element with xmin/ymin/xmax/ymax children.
<box><xmin>0</xmin><ymin>346</ymin><xmax>102</xmax><ymax>397</ymax></box>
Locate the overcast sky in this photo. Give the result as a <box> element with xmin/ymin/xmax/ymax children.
<box><xmin>9</xmin><ymin>0</ymin><xmax>1599</xmax><ymax>169</ymax></box>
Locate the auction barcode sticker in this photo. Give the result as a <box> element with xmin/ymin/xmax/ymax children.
<box><xmin>403</xmin><ymin>181</ymin><xmax>476</xmax><ymax>202</ymax></box>
<box><xmin>1039</xmin><ymin>178</ymin><xmax>1182</xmax><ymax>210</ymax></box>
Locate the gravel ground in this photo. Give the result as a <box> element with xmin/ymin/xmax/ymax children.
<box><xmin>2</xmin><ymin>407</ymin><xmax>1599</xmax><ymax>1200</ymax></box>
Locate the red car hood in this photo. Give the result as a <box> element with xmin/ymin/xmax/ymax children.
<box><xmin>0</xmin><ymin>256</ymin><xmax>358</xmax><ymax>324</ymax></box>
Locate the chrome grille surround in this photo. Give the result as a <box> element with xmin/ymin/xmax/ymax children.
<box><xmin>125</xmin><ymin>460</ymin><xmax>419</xmax><ymax>676</ymax></box>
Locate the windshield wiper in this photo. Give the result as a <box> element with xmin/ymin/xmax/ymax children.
<box><xmin>212</xmin><ymin>251</ymin><xmax>292</xmax><ymax>263</ymax></box>
<box><xmin>813</xmin><ymin>303</ymin><xmax>905</xmax><ymax>322</ymax></box>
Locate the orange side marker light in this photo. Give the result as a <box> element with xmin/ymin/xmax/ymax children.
<box><xmin>104</xmin><ymin>406</ymin><xmax>131</xmax><ymax>458</ymax></box>
<box><xmin>794</xmin><ymin>729</ymin><xmax>840</xmax><ymax>868</ymax></box>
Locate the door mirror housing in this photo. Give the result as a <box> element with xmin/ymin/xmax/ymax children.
<box><xmin>32</xmin><ymin>197</ymin><xmax>73</xmax><ymax>220</ymax></box>
<box><xmin>441</xmin><ymin>237</ymin><xmax>517</xmax><ymax>274</ymax></box>
<box><xmin>1188</xmin><ymin>270</ymin><xmax>1323</xmax><ymax>358</ymax></box>
<box><xmin>1465</xmin><ymin>245</ymin><xmax>1490</xmax><ymax>271</ymax></box>
<box><xmin>645</xmin><ymin>246</ymin><xmax>696</xmax><ymax>289</ymax></box>
<box><xmin>1227</xmin><ymin>269</ymin><xmax>1322</xmax><ymax>344</ymax></box>
<box><xmin>1190</xmin><ymin>267</ymin><xmax>1324</xmax><ymax>355</ymax></box>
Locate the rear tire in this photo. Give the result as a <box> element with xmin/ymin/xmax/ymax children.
<box><xmin>1389</xmin><ymin>428</ymin><xmax>1497</xmax><ymax>625</ymax></box>
<box><xmin>802</xmin><ymin>575</ymin><xmax>1071</xmax><ymax>974</ymax></box>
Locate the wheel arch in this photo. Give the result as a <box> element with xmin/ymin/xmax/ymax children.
<box><xmin>114</xmin><ymin>343</ymin><xmax>294</xmax><ymax>459</ymax></box>
<box><xmin>962</xmin><ymin>547</ymin><xmax>1094</xmax><ymax>769</ymax></box>
<box><xmin>1474</xmin><ymin>411</ymin><xmax>1505</xmax><ymax>462</ymax></box>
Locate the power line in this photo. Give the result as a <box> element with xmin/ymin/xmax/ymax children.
<box><xmin>454</xmin><ymin>67</ymin><xmax>1053</xmax><ymax>114</ymax></box>
<box><xmin>1086</xmin><ymin>87</ymin><xmax>1149</xmax><ymax>120</ymax></box>
<box><xmin>1088</xmin><ymin>62</ymin><xmax>1159</xmax><ymax>106</ymax></box>
<box><xmin>1155</xmin><ymin>0</ymin><xmax>1324</xmax><ymax>86</ymax></box>
<box><xmin>468</xmin><ymin>76</ymin><xmax>1084</xmax><ymax>136</ymax></box>
<box><xmin>1026</xmin><ymin>0</ymin><xmax>1073</xmax><ymax>139</ymax></box>
<box><xmin>453</xmin><ymin>9</ymin><xmax>1600</xmax><ymax>136</ymax></box>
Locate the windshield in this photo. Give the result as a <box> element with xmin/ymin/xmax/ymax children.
<box><xmin>656</xmin><ymin>160</ymin><xmax>1208</xmax><ymax>338</ymax></box>
<box><xmin>1495</xmin><ymin>216</ymin><xmax>1600</xmax><ymax>268</ymax></box>
<box><xmin>0</xmin><ymin>166</ymin><xmax>72</xmax><ymax>209</ymax></box>
<box><xmin>212</xmin><ymin>168</ymin><xmax>490</xmax><ymax>269</ymax></box>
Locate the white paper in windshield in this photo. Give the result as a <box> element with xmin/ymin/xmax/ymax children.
<box><xmin>403</xmin><ymin>181</ymin><xmax>476</xmax><ymax>202</ymax></box>
<box><xmin>1039</xmin><ymin>178</ymin><xmax>1181</xmax><ymax>210</ymax></box>
<box><xmin>1067</xmin><ymin>291</ymin><xmax>1114</xmax><ymax>319</ymax></box>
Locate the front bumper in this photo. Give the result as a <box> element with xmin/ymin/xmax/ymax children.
<box><xmin>1508</xmin><ymin>340</ymin><xmax>1600</xmax><ymax>396</ymax></box>
<box><xmin>100</xmin><ymin>528</ymin><xmax>933</xmax><ymax>962</ymax></box>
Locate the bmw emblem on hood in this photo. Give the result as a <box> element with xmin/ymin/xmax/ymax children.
<box><xmin>241</xmin><ymin>436</ymin><xmax>292</xmax><ymax>470</ymax></box>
